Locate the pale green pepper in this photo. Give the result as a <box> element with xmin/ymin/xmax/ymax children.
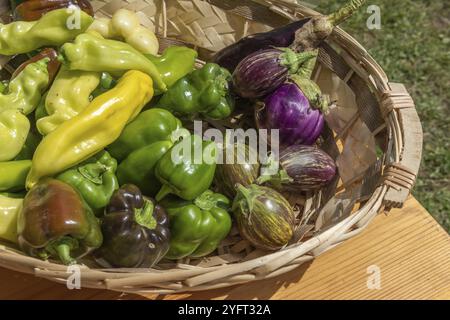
<box><xmin>0</xmin><ymin>58</ymin><xmax>49</xmax><ymax>116</ymax></box>
<box><xmin>0</xmin><ymin>8</ymin><xmax>93</xmax><ymax>55</ymax></box>
<box><xmin>37</xmin><ymin>65</ymin><xmax>100</xmax><ymax>135</ymax></box>
<box><xmin>0</xmin><ymin>195</ymin><xmax>22</xmax><ymax>243</ymax></box>
<box><xmin>60</xmin><ymin>32</ymin><xmax>166</xmax><ymax>92</ymax></box>
<box><xmin>0</xmin><ymin>109</ymin><xmax>30</xmax><ymax>161</ymax></box>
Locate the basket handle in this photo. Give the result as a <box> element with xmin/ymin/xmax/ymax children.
<box><xmin>381</xmin><ymin>83</ymin><xmax>423</xmax><ymax>209</ymax></box>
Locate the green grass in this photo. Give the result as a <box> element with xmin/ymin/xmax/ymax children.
<box><xmin>313</xmin><ymin>0</ymin><xmax>450</xmax><ymax>230</ymax></box>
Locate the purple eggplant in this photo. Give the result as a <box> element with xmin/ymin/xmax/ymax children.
<box><xmin>257</xmin><ymin>145</ymin><xmax>336</xmax><ymax>192</ymax></box>
<box><xmin>214</xmin><ymin>0</ymin><xmax>366</xmax><ymax>73</ymax></box>
<box><xmin>256</xmin><ymin>82</ymin><xmax>324</xmax><ymax>147</ymax></box>
<box><xmin>214</xmin><ymin>19</ymin><xmax>309</xmax><ymax>73</ymax></box>
<box><xmin>232</xmin><ymin>48</ymin><xmax>317</xmax><ymax>99</ymax></box>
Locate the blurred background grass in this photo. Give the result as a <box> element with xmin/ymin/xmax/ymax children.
<box><xmin>312</xmin><ymin>0</ymin><xmax>450</xmax><ymax>230</ymax></box>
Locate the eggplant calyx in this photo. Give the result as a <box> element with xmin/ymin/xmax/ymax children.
<box><xmin>232</xmin><ymin>184</ymin><xmax>255</xmax><ymax>216</ymax></box>
<box><xmin>134</xmin><ymin>199</ymin><xmax>157</xmax><ymax>230</ymax></box>
<box><xmin>290</xmin><ymin>74</ymin><xmax>329</xmax><ymax>113</ymax></box>
<box><xmin>257</xmin><ymin>169</ymin><xmax>293</xmax><ymax>187</ymax></box>
<box><xmin>279</xmin><ymin>48</ymin><xmax>317</xmax><ymax>75</ymax></box>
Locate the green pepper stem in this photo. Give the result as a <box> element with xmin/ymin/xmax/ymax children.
<box><xmin>328</xmin><ymin>0</ymin><xmax>366</xmax><ymax>26</ymax></box>
<box><xmin>55</xmin><ymin>243</ymin><xmax>76</xmax><ymax>265</ymax></box>
<box><xmin>134</xmin><ymin>199</ymin><xmax>157</xmax><ymax>230</ymax></box>
<box><xmin>155</xmin><ymin>184</ymin><xmax>173</xmax><ymax>202</ymax></box>
<box><xmin>194</xmin><ymin>190</ymin><xmax>215</xmax><ymax>211</ymax></box>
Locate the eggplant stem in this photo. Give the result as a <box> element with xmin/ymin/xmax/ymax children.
<box><xmin>291</xmin><ymin>0</ymin><xmax>366</xmax><ymax>52</ymax></box>
<box><xmin>279</xmin><ymin>48</ymin><xmax>317</xmax><ymax>75</ymax></box>
<box><xmin>234</xmin><ymin>184</ymin><xmax>254</xmax><ymax>214</ymax></box>
<box><xmin>328</xmin><ymin>0</ymin><xmax>367</xmax><ymax>26</ymax></box>
<box><xmin>256</xmin><ymin>174</ymin><xmax>272</xmax><ymax>185</ymax></box>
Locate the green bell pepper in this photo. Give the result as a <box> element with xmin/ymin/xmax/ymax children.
<box><xmin>0</xmin><ymin>160</ymin><xmax>31</xmax><ymax>192</ymax></box>
<box><xmin>156</xmin><ymin>63</ymin><xmax>235</xmax><ymax>119</ymax></box>
<box><xmin>145</xmin><ymin>46</ymin><xmax>198</xmax><ymax>88</ymax></box>
<box><xmin>155</xmin><ymin>134</ymin><xmax>217</xmax><ymax>201</ymax></box>
<box><xmin>117</xmin><ymin>141</ymin><xmax>173</xmax><ymax>197</ymax></box>
<box><xmin>161</xmin><ymin>190</ymin><xmax>232</xmax><ymax>259</ymax></box>
<box><xmin>56</xmin><ymin>150</ymin><xmax>119</xmax><ymax>214</ymax></box>
<box><xmin>60</xmin><ymin>32</ymin><xmax>166</xmax><ymax>92</ymax></box>
<box><xmin>108</xmin><ymin>108</ymin><xmax>184</xmax><ymax>162</ymax></box>
<box><xmin>0</xmin><ymin>8</ymin><xmax>93</xmax><ymax>55</ymax></box>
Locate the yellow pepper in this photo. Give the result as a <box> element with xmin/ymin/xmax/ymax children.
<box><xmin>26</xmin><ymin>70</ymin><xmax>154</xmax><ymax>189</ymax></box>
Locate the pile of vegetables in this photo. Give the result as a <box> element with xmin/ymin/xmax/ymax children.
<box><xmin>0</xmin><ymin>0</ymin><xmax>365</xmax><ymax>267</ymax></box>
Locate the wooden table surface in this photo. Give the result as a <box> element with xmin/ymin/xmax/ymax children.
<box><xmin>1</xmin><ymin>196</ymin><xmax>449</xmax><ymax>300</ymax></box>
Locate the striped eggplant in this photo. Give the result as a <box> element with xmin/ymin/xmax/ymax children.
<box><xmin>214</xmin><ymin>143</ymin><xmax>260</xmax><ymax>198</ymax></box>
<box><xmin>232</xmin><ymin>184</ymin><xmax>295</xmax><ymax>250</ymax></box>
<box><xmin>258</xmin><ymin>145</ymin><xmax>336</xmax><ymax>192</ymax></box>
<box><xmin>232</xmin><ymin>48</ymin><xmax>317</xmax><ymax>99</ymax></box>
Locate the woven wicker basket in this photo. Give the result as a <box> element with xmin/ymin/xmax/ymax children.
<box><xmin>0</xmin><ymin>0</ymin><xmax>423</xmax><ymax>295</ymax></box>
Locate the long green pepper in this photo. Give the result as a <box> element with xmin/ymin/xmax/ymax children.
<box><xmin>0</xmin><ymin>59</ymin><xmax>49</xmax><ymax>161</ymax></box>
<box><xmin>0</xmin><ymin>8</ymin><xmax>93</xmax><ymax>56</ymax></box>
<box><xmin>60</xmin><ymin>32</ymin><xmax>167</xmax><ymax>92</ymax></box>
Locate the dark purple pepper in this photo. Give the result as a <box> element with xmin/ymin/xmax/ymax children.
<box><xmin>94</xmin><ymin>184</ymin><xmax>170</xmax><ymax>268</ymax></box>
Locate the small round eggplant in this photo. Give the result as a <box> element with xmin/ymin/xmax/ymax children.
<box><xmin>94</xmin><ymin>184</ymin><xmax>170</xmax><ymax>268</ymax></box>
<box><xmin>214</xmin><ymin>143</ymin><xmax>260</xmax><ymax>198</ymax></box>
<box><xmin>232</xmin><ymin>48</ymin><xmax>316</xmax><ymax>99</ymax></box>
<box><xmin>258</xmin><ymin>145</ymin><xmax>336</xmax><ymax>192</ymax></box>
<box><xmin>232</xmin><ymin>184</ymin><xmax>295</xmax><ymax>251</ymax></box>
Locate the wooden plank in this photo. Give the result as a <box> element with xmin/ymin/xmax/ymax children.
<box><xmin>0</xmin><ymin>197</ymin><xmax>449</xmax><ymax>300</ymax></box>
